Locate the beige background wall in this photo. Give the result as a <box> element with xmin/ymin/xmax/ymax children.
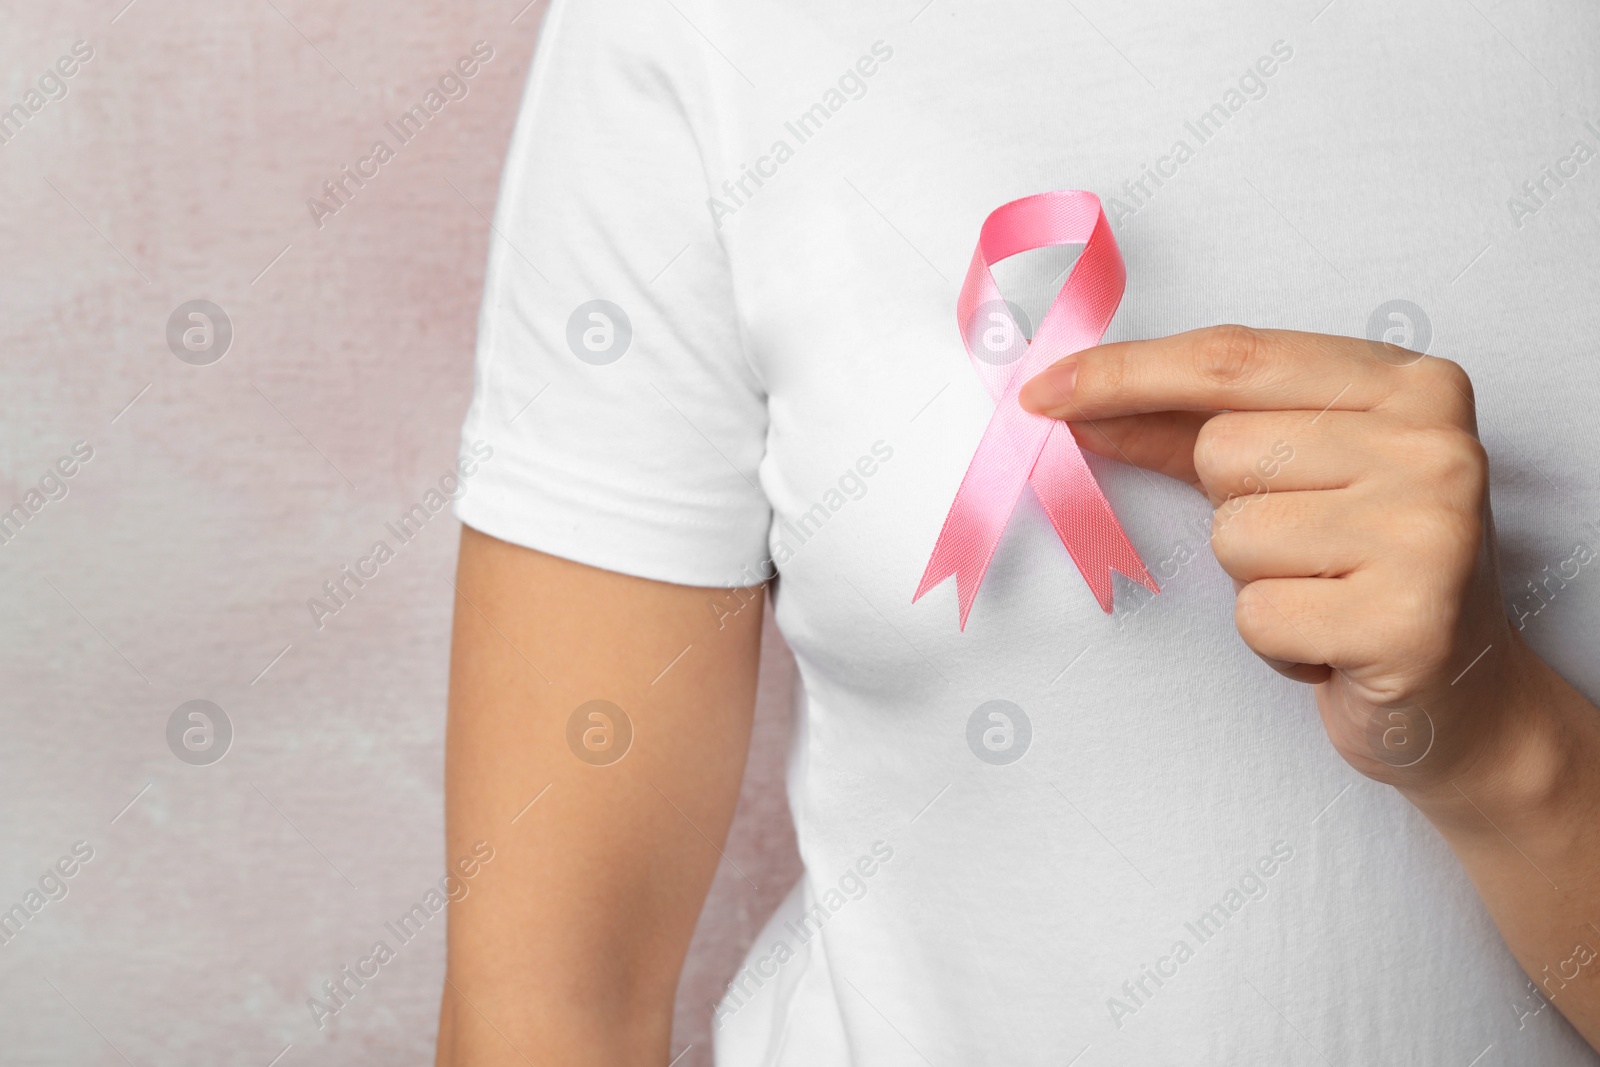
<box><xmin>0</xmin><ymin>2</ymin><xmax>798</xmax><ymax>1062</ymax></box>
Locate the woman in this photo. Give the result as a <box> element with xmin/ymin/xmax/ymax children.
<box><xmin>435</xmin><ymin>0</ymin><xmax>1600</xmax><ymax>1062</ymax></box>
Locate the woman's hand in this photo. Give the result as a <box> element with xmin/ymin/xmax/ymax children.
<box><xmin>1019</xmin><ymin>324</ymin><xmax>1514</xmax><ymax>790</ymax></box>
<box><xmin>1021</xmin><ymin>325</ymin><xmax>1600</xmax><ymax>1048</ymax></box>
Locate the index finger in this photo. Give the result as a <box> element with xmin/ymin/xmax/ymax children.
<box><xmin>1018</xmin><ymin>324</ymin><xmax>1412</xmax><ymax>421</ymax></box>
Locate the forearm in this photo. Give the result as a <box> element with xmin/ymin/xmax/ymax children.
<box><xmin>436</xmin><ymin>971</ymin><xmax>673</xmax><ymax>1066</ymax></box>
<box><xmin>1400</xmin><ymin>630</ymin><xmax>1600</xmax><ymax>1046</ymax></box>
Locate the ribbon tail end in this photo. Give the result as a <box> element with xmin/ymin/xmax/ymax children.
<box><xmin>1092</xmin><ymin>561</ymin><xmax>1160</xmax><ymax>614</ymax></box>
<box><xmin>955</xmin><ymin>584</ymin><xmax>977</xmax><ymax>631</ymax></box>
<box><xmin>1057</xmin><ymin>528</ymin><xmax>1160</xmax><ymax>616</ymax></box>
<box><xmin>914</xmin><ymin>551</ymin><xmax>983</xmax><ymax>631</ymax></box>
<box><xmin>913</xmin><ymin>561</ymin><xmax>953</xmax><ymax>606</ymax></box>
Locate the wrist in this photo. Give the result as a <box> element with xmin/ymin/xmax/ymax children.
<box><xmin>1400</xmin><ymin>631</ymin><xmax>1579</xmax><ymax>837</ymax></box>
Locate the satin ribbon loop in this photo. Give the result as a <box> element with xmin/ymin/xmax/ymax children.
<box><xmin>914</xmin><ymin>190</ymin><xmax>1158</xmax><ymax>630</ymax></box>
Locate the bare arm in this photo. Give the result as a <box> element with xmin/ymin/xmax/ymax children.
<box><xmin>1022</xmin><ymin>326</ymin><xmax>1600</xmax><ymax>1046</ymax></box>
<box><xmin>1399</xmin><ymin>633</ymin><xmax>1600</xmax><ymax>1041</ymax></box>
<box><xmin>435</xmin><ymin>526</ymin><xmax>764</xmax><ymax>1066</ymax></box>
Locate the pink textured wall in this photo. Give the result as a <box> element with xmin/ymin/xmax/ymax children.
<box><xmin>0</xmin><ymin>3</ymin><xmax>798</xmax><ymax>1063</ymax></box>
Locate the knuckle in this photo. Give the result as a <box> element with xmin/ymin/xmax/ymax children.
<box><xmin>1413</xmin><ymin>431</ymin><xmax>1457</xmax><ymax>478</ymax></box>
<box><xmin>1195</xmin><ymin>324</ymin><xmax>1264</xmax><ymax>389</ymax></box>
<box><xmin>1379</xmin><ymin>582</ymin><xmax>1457</xmax><ymax>673</ymax></box>
<box><xmin>1455</xmin><ymin>433</ymin><xmax>1491</xmax><ymax>494</ymax></box>
<box><xmin>1193</xmin><ymin>413</ymin><xmax>1244</xmax><ymax>484</ymax></box>
<box><xmin>1433</xmin><ymin>357</ymin><xmax>1474</xmax><ymax>398</ymax></box>
<box><xmin>1209</xmin><ymin>509</ymin><xmax>1243</xmax><ymax>570</ymax></box>
<box><xmin>1232</xmin><ymin>582</ymin><xmax>1277</xmax><ymax>641</ymax></box>
<box><xmin>1211</xmin><ymin>486</ymin><xmax>1262</xmax><ymax>544</ymax></box>
<box><xmin>1443</xmin><ymin>463</ymin><xmax>1490</xmax><ymax>528</ymax></box>
<box><xmin>1406</xmin><ymin>427</ymin><xmax>1488</xmax><ymax>493</ymax></box>
<box><xmin>1415</xmin><ymin>357</ymin><xmax>1476</xmax><ymax>418</ymax></box>
<box><xmin>1092</xmin><ymin>345</ymin><xmax>1129</xmax><ymax>397</ymax></box>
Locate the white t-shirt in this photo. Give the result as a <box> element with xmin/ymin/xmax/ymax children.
<box><xmin>456</xmin><ymin>0</ymin><xmax>1600</xmax><ymax>1062</ymax></box>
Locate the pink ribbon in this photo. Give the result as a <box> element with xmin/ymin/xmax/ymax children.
<box><xmin>914</xmin><ymin>190</ymin><xmax>1158</xmax><ymax>629</ymax></box>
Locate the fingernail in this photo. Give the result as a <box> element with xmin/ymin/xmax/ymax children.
<box><xmin>1019</xmin><ymin>362</ymin><xmax>1078</xmax><ymax>414</ymax></box>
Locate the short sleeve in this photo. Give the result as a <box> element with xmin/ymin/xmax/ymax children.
<box><xmin>454</xmin><ymin>0</ymin><xmax>771</xmax><ymax>588</ymax></box>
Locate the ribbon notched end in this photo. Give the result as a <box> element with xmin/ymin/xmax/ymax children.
<box><xmin>915</xmin><ymin>525</ymin><xmax>1160</xmax><ymax>626</ymax></box>
<box><xmin>1037</xmin><ymin>487</ymin><xmax>1162</xmax><ymax>615</ymax></box>
<box><xmin>1079</xmin><ymin>558</ymin><xmax>1162</xmax><ymax>615</ymax></box>
<box><xmin>912</xmin><ymin>547</ymin><xmax>985</xmax><ymax>632</ymax></box>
